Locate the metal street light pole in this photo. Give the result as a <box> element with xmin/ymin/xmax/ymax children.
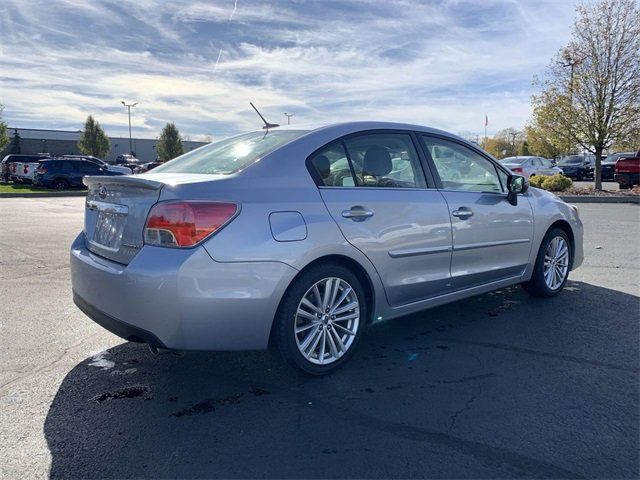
<box><xmin>284</xmin><ymin>112</ymin><xmax>294</xmax><ymax>125</ymax></box>
<box><xmin>121</xmin><ymin>100</ymin><xmax>138</xmax><ymax>154</ymax></box>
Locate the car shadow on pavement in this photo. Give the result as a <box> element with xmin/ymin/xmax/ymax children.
<box><xmin>44</xmin><ymin>281</ymin><xmax>639</xmax><ymax>479</ymax></box>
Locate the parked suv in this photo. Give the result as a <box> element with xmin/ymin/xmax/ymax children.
<box><xmin>557</xmin><ymin>155</ymin><xmax>594</xmax><ymax>180</ymax></box>
<box><xmin>33</xmin><ymin>158</ymin><xmax>126</xmax><ymax>189</ymax></box>
<box><xmin>59</xmin><ymin>155</ymin><xmax>132</xmax><ymax>174</ymax></box>
<box><xmin>1</xmin><ymin>154</ymin><xmax>50</xmax><ymax>182</ymax></box>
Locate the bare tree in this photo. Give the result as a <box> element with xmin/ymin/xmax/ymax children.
<box><xmin>531</xmin><ymin>0</ymin><xmax>640</xmax><ymax>189</ymax></box>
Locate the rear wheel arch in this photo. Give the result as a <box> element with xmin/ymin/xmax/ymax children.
<box><xmin>269</xmin><ymin>254</ymin><xmax>376</xmax><ymax>348</ymax></box>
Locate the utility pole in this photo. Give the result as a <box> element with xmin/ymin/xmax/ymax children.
<box><xmin>510</xmin><ymin>131</ymin><xmax>519</xmax><ymax>156</ymax></box>
<box><xmin>560</xmin><ymin>49</ymin><xmax>583</xmax><ymax>156</ymax></box>
<box><xmin>121</xmin><ymin>100</ymin><xmax>138</xmax><ymax>154</ymax></box>
<box><xmin>284</xmin><ymin>112</ymin><xmax>294</xmax><ymax>125</ymax></box>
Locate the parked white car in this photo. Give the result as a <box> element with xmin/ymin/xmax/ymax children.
<box><xmin>11</xmin><ymin>161</ymin><xmax>42</xmax><ymax>183</ymax></box>
<box><xmin>500</xmin><ymin>156</ymin><xmax>563</xmax><ymax>179</ymax></box>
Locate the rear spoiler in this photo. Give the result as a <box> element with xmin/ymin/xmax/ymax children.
<box><xmin>83</xmin><ymin>175</ymin><xmax>163</xmax><ymax>190</ymax></box>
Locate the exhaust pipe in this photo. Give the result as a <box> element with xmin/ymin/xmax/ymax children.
<box><xmin>148</xmin><ymin>344</ymin><xmax>183</xmax><ymax>357</ymax></box>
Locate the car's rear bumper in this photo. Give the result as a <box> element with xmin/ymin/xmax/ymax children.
<box><xmin>70</xmin><ymin>233</ymin><xmax>298</xmax><ymax>350</ymax></box>
<box><xmin>614</xmin><ymin>173</ymin><xmax>639</xmax><ymax>185</ymax></box>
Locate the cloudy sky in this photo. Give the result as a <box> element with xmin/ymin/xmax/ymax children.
<box><xmin>1</xmin><ymin>0</ymin><xmax>576</xmax><ymax>141</ymax></box>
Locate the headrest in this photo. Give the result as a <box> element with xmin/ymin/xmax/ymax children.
<box><xmin>312</xmin><ymin>154</ymin><xmax>330</xmax><ymax>178</ymax></box>
<box><xmin>363</xmin><ymin>146</ymin><xmax>392</xmax><ymax>176</ymax></box>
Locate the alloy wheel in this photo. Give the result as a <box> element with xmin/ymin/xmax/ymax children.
<box><xmin>294</xmin><ymin>277</ymin><xmax>360</xmax><ymax>365</ymax></box>
<box><xmin>543</xmin><ymin>236</ymin><xmax>569</xmax><ymax>290</ymax></box>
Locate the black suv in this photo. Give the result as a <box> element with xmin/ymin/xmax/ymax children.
<box><xmin>33</xmin><ymin>159</ymin><xmax>125</xmax><ymax>190</ymax></box>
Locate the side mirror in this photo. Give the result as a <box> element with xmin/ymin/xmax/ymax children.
<box><xmin>507</xmin><ymin>174</ymin><xmax>528</xmax><ymax>206</ymax></box>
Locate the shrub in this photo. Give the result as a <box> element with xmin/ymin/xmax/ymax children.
<box><xmin>528</xmin><ymin>175</ymin><xmax>547</xmax><ymax>188</ymax></box>
<box><xmin>529</xmin><ymin>174</ymin><xmax>572</xmax><ymax>192</ymax></box>
<box><xmin>541</xmin><ymin>174</ymin><xmax>573</xmax><ymax>192</ymax></box>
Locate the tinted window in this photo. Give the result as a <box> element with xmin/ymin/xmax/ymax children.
<box><xmin>345</xmin><ymin>133</ymin><xmax>426</xmax><ymax>188</ymax></box>
<box><xmin>153</xmin><ymin>130</ymin><xmax>307</xmax><ymax>175</ymax></box>
<box><xmin>422</xmin><ymin>136</ymin><xmax>504</xmax><ymax>193</ymax></box>
<box><xmin>309</xmin><ymin>142</ymin><xmax>356</xmax><ymax>187</ymax></box>
<box><xmin>78</xmin><ymin>161</ymin><xmax>101</xmax><ymax>173</ymax></box>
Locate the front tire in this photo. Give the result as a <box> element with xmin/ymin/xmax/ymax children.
<box><xmin>523</xmin><ymin>228</ymin><xmax>572</xmax><ymax>297</ymax></box>
<box><xmin>274</xmin><ymin>263</ymin><xmax>367</xmax><ymax>375</ymax></box>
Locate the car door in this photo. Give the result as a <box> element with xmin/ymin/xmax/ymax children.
<box><xmin>530</xmin><ymin>157</ymin><xmax>543</xmax><ymax>176</ymax></box>
<box><xmin>310</xmin><ymin>132</ymin><xmax>453</xmax><ymax>307</ymax></box>
<box><xmin>419</xmin><ymin>135</ymin><xmax>534</xmax><ymax>290</ymax></box>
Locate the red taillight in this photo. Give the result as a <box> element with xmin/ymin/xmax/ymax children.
<box><xmin>144</xmin><ymin>201</ymin><xmax>238</xmax><ymax>248</ymax></box>
<box><xmin>511</xmin><ymin>167</ymin><xmax>523</xmax><ymax>173</ymax></box>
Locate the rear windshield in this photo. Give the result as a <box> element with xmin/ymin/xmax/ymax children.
<box><xmin>559</xmin><ymin>157</ymin><xmax>583</xmax><ymax>164</ymax></box>
<box><xmin>152</xmin><ymin>130</ymin><xmax>307</xmax><ymax>175</ymax></box>
<box><xmin>500</xmin><ymin>157</ymin><xmax>527</xmax><ymax>164</ymax></box>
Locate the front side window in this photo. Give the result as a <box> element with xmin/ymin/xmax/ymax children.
<box><xmin>153</xmin><ymin>130</ymin><xmax>307</xmax><ymax>175</ymax></box>
<box><xmin>421</xmin><ymin>136</ymin><xmax>504</xmax><ymax>193</ymax></box>
<box><xmin>344</xmin><ymin>134</ymin><xmax>426</xmax><ymax>188</ymax></box>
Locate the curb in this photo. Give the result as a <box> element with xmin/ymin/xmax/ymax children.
<box><xmin>559</xmin><ymin>195</ymin><xmax>639</xmax><ymax>204</ymax></box>
<box><xmin>0</xmin><ymin>191</ymin><xmax>87</xmax><ymax>198</ymax></box>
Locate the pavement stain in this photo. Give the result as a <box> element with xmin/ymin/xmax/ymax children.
<box><xmin>92</xmin><ymin>385</ymin><xmax>151</xmax><ymax>403</ymax></box>
<box><xmin>171</xmin><ymin>393</ymin><xmax>243</xmax><ymax>417</ymax></box>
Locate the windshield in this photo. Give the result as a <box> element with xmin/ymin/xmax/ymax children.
<box><xmin>500</xmin><ymin>157</ymin><xmax>527</xmax><ymax>165</ymax></box>
<box><xmin>153</xmin><ymin>130</ymin><xmax>307</xmax><ymax>175</ymax></box>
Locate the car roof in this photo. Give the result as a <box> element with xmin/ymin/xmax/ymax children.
<box><xmin>276</xmin><ymin>120</ymin><xmax>461</xmax><ymax>136</ymax></box>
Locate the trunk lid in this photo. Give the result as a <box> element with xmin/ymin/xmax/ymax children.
<box><xmin>83</xmin><ymin>176</ymin><xmax>164</xmax><ymax>264</ymax></box>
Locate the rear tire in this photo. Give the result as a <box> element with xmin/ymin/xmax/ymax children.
<box><xmin>274</xmin><ymin>263</ymin><xmax>367</xmax><ymax>375</ymax></box>
<box><xmin>52</xmin><ymin>179</ymin><xmax>69</xmax><ymax>190</ymax></box>
<box><xmin>523</xmin><ymin>228</ymin><xmax>572</xmax><ymax>297</ymax></box>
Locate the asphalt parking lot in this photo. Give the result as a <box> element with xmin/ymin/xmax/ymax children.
<box><xmin>0</xmin><ymin>197</ymin><xmax>638</xmax><ymax>479</ymax></box>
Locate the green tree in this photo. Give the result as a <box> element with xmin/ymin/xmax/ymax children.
<box><xmin>524</xmin><ymin>111</ymin><xmax>575</xmax><ymax>159</ymax></box>
<box><xmin>156</xmin><ymin>123</ymin><xmax>184</xmax><ymax>161</ymax></box>
<box><xmin>8</xmin><ymin>129</ymin><xmax>21</xmax><ymax>154</ymax></box>
<box><xmin>78</xmin><ymin>115</ymin><xmax>110</xmax><ymax>158</ymax></box>
<box><xmin>531</xmin><ymin>0</ymin><xmax>640</xmax><ymax>189</ymax></box>
<box><xmin>0</xmin><ymin>105</ymin><xmax>9</xmax><ymax>153</ymax></box>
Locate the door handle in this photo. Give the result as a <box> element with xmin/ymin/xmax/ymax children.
<box><xmin>342</xmin><ymin>206</ymin><xmax>374</xmax><ymax>221</ymax></box>
<box><xmin>451</xmin><ymin>207</ymin><xmax>473</xmax><ymax>219</ymax></box>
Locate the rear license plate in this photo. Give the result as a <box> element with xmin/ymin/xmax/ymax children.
<box><xmin>90</xmin><ymin>202</ymin><xmax>128</xmax><ymax>251</ymax></box>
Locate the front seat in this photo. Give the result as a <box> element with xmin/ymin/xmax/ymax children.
<box><xmin>362</xmin><ymin>145</ymin><xmax>395</xmax><ymax>187</ymax></box>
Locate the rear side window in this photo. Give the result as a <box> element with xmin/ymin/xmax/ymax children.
<box><xmin>308</xmin><ymin>143</ymin><xmax>356</xmax><ymax>187</ymax></box>
<box><xmin>308</xmin><ymin>133</ymin><xmax>427</xmax><ymax>188</ymax></box>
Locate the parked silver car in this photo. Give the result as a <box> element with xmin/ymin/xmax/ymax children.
<box><xmin>71</xmin><ymin>122</ymin><xmax>583</xmax><ymax>374</ymax></box>
<box><xmin>500</xmin><ymin>156</ymin><xmax>563</xmax><ymax>178</ymax></box>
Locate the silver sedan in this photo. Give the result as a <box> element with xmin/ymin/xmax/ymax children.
<box><xmin>70</xmin><ymin>122</ymin><xmax>584</xmax><ymax>374</ymax></box>
<box><xmin>500</xmin><ymin>156</ymin><xmax>563</xmax><ymax>178</ymax></box>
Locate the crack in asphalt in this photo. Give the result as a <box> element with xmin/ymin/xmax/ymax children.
<box><xmin>294</xmin><ymin>391</ymin><xmax>584</xmax><ymax>479</ymax></box>
<box><xmin>448</xmin><ymin>392</ymin><xmax>479</xmax><ymax>434</ymax></box>
<box><xmin>0</xmin><ymin>334</ymin><xmax>99</xmax><ymax>393</ymax></box>
<box><xmin>434</xmin><ymin>337</ymin><xmax>639</xmax><ymax>372</ymax></box>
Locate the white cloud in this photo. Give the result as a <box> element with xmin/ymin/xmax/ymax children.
<box><xmin>0</xmin><ymin>0</ymin><xmax>576</xmax><ymax>140</ymax></box>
